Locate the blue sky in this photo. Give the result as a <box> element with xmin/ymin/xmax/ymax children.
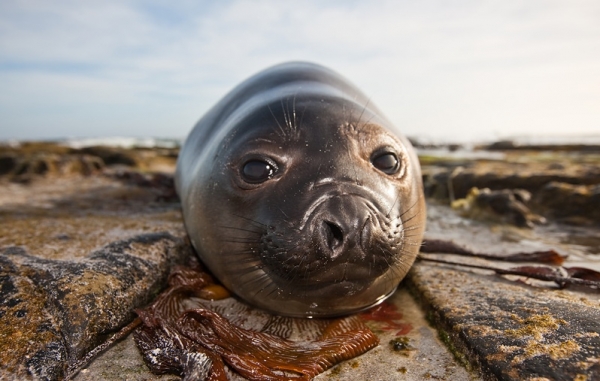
<box><xmin>0</xmin><ymin>0</ymin><xmax>598</xmax><ymax>142</ymax></box>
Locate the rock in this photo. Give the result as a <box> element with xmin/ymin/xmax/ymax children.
<box><xmin>0</xmin><ymin>142</ymin><xmax>179</xmax><ymax>181</ymax></box>
<box><xmin>423</xmin><ymin>160</ymin><xmax>600</xmax><ymax>202</ymax></box>
<box><xmin>423</xmin><ymin>166</ymin><xmax>469</xmax><ymax>201</ymax></box>
<box><xmin>0</xmin><ymin>155</ymin><xmax>18</xmax><ymax>175</ymax></box>
<box><xmin>421</xmin><ymin>152</ymin><xmax>600</xmax><ymax>226</ymax></box>
<box><xmin>6</xmin><ymin>154</ymin><xmax>105</xmax><ymax>181</ymax></box>
<box><xmin>59</xmin><ymin>155</ymin><xmax>104</xmax><ymax>176</ymax></box>
<box><xmin>72</xmin><ymin>146</ymin><xmax>179</xmax><ymax>172</ymax></box>
<box><xmin>533</xmin><ymin>182</ymin><xmax>600</xmax><ymax>224</ymax></box>
<box><xmin>13</xmin><ymin>153</ymin><xmax>60</xmax><ymax>176</ymax></box>
<box><xmin>0</xmin><ymin>169</ymin><xmax>187</xmax><ymax>380</ymax></box>
<box><xmin>451</xmin><ymin>164</ymin><xmax>598</xmax><ymax>200</ymax></box>
<box><xmin>0</xmin><ymin>234</ymin><xmax>189</xmax><ymax>380</ymax></box>
<box><xmin>451</xmin><ymin>187</ymin><xmax>546</xmax><ymax>228</ymax></box>
<box><xmin>482</xmin><ymin>140</ymin><xmax>600</xmax><ymax>153</ymax></box>
<box><xmin>0</xmin><ymin>141</ymin><xmax>71</xmax><ymax>156</ymax></box>
<box><xmin>76</xmin><ymin>146</ymin><xmax>138</xmax><ymax>167</ymax></box>
<box><xmin>407</xmin><ymin>261</ymin><xmax>600</xmax><ymax>381</ymax></box>
<box><xmin>408</xmin><ymin>137</ymin><xmax>465</xmax><ymax>151</ymax></box>
<box><xmin>484</xmin><ymin>140</ymin><xmax>518</xmax><ymax>150</ymax></box>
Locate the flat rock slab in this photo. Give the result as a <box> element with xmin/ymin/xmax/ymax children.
<box><xmin>408</xmin><ymin>262</ymin><xmax>600</xmax><ymax>380</ymax></box>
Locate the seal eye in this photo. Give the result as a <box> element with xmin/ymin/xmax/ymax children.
<box><xmin>241</xmin><ymin>160</ymin><xmax>277</xmax><ymax>183</ymax></box>
<box><xmin>371</xmin><ymin>152</ymin><xmax>399</xmax><ymax>174</ymax></box>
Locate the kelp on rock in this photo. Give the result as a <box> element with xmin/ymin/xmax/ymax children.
<box><xmin>133</xmin><ymin>259</ymin><xmax>379</xmax><ymax>381</ymax></box>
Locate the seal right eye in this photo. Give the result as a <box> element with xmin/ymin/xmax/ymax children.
<box><xmin>241</xmin><ymin>160</ymin><xmax>277</xmax><ymax>183</ymax></box>
<box><xmin>371</xmin><ymin>152</ymin><xmax>400</xmax><ymax>175</ymax></box>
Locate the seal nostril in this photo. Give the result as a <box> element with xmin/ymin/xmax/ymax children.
<box><xmin>324</xmin><ymin>221</ymin><xmax>344</xmax><ymax>250</ymax></box>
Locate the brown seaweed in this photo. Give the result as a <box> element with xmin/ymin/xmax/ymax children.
<box><xmin>418</xmin><ymin>238</ymin><xmax>599</xmax><ymax>289</ymax></box>
<box><xmin>421</xmin><ymin>239</ymin><xmax>567</xmax><ymax>265</ymax></box>
<box><xmin>132</xmin><ymin>262</ymin><xmax>379</xmax><ymax>380</ymax></box>
<box><xmin>419</xmin><ymin>257</ymin><xmax>600</xmax><ymax>289</ymax></box>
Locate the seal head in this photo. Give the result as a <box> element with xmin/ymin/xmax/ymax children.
<box><xmin>176</xmin><ymin>62</ymin><xmax>426</xmax><ymax>317</ymax></box>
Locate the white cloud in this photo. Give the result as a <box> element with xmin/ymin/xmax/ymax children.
<box><xmin>0</xmin><ymin>0</ymin><xmax>599</xmax><ymax>141</ymax></box>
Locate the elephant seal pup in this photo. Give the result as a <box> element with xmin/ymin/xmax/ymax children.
<box><xmin>176</xmin><ymin>62</ymin><xmax>426</xmax><ymax>317</ymax></box>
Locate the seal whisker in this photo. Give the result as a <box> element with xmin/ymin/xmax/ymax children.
<box><xmin>278</xmin><ymin>207</ymin><xmax>290</xmax><ymax>219</ymax></box>
<box><xmin>400</xmin><ymin>238</ymin><xmax>424</xmax><ymax>247</ymax></box>
<box><xmin>249</xmin><ymin>274</ymin><xmax>280</xmax><ymax>298</ymax></box>
<box><xmin>292</xmin><ymin>91</ymin><xmax>299</xmax><ymax>138</ymax></box>
<box><xmin>385</xmin><ymin>198</ymin><xmax>423</xmax><ymax>225</ymax></box>
<box><xmin>400</xmin><ymin>204</ymin><xmax>422</xmax><ymax>220</ymax></box>
<box><xmin>281</xmin><ymin>98</ymin><xmax>293</xmax><ymax>138</ymax></box>
<box><xmin>337</xmin><ymin>130</ymin><xmax>361</xmax><ymax>185</ymax></box>
<box><xmin>231</xmin><ymin>214</ymin><xmax>268</xmax><ymax>228</ymax></box>
<box><xmin>353</xmin><ymin>98</ymin><xmax>371</xmax><ymax>130</ymax></box>
<box><xmin>287</xmin><ymin>95</ymin><xmax>298</xmax><ymax>140</ymax></box>
<box><xmin>221</xmin><ymin>239</ymin><xmax>261</xmax><ymax>245</ymax></box>
<box><xmin>360</xmin><ymin>114</ymin><xmax>376</xmax><ymax>130</ymax></box>
<box><xmin>261</xmin><ymin>281</ymin><xmax>284</xmax><ymax>299</ymax></box>
<box><xmin>398</xmin><ymin>196</ymin><xmax>424</xmax><ymax>218</ymax></box>
<box><xmin>399</xmin><ymin>211</ymin><xmax>423</xmax><ymax>227</ymax></box>
<box><xmin>245</xmin><ymin>279</ymin><xmax>274</xmax><ymax>299</ymax></box>
<box><xmin>225</xmin><ymin>252</ymin><xmax>258</xmax><ymax>259</ymax></box>
<box><xmin>401</xmin><ymin>211</ymin><xmax>424</xmax><ymax>228</ymax></box>
<box><xmin>386</xmin><ymin>194</ymin><xmax>401</xmax><ymax>218</ymax></box>
<box><xmin>400</xmin><ymin>225</ymin><xmax>424</xmax><ymax>233</ymax></box>
<box><xmin>379</xmin><ymin>252</ymin><xmax>401</xmax><ymax>291</ymax></box>
<box><xmin>281</xmin><ymin>99</ymin><xmax>289</xmax><ymax>129</ymax></box>
<box><xmin>227</xmin><ymin>255</ymin><xmax>263</xmax><ymax>264</ymax></box>
<box><xmin>218</xmin><ymin>225</ymin><xmax>264</xmax><ymax>235</ymax></box>
<box><xmin>267</xmin><ymin>104</ymin><xmax>288</xmax><ymax>139</ymax></box>
<box><xmin>402</xmin><ymin>241</ymin><xmax>423</xmax><ymax>247</ymax></box>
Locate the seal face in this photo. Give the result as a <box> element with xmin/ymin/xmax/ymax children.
<box><xmin>176</xmin><ymin>62</ymin><xmax>426</xmax><ymax>317</ymax></box>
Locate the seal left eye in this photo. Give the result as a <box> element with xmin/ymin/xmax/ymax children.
<box><xmin>371</xmin><ymin>152</ymin><xmax>399</xmax><ymax>174</ymax></box>
<box><xmin>241</xmin><ymin>160</ymin><xmax>277</xmax><ymax>183</ymax></box>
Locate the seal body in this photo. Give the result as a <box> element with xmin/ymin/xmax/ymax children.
<box><xmin>176</xmin><ymin>62</ymin><xmax>426</xmax><ymax>317</ymax></box>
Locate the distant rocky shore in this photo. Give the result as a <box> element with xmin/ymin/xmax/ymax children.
<box><xmin>2</xmin><ymin>138</ymin><xmax>598</xmax><ymax>226</ymax></box>
<box><xmin>0</xmin><ymin>140</ymin><xmax>179</xmax><ymax>182</ymax></box>
<box><xmin>410</xmin><ymin>138</ymin><xmax>600</xmax><ymax>226</ymax></box>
